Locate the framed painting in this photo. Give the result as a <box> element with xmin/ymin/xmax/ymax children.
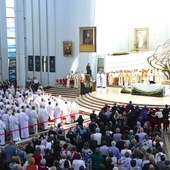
<box><xmin>134</xmin><ymin>28</ymin><xmax>149</xmax><ymax>51</ymax></box>
<box><xmin>79</xmin><ymin>26</ymin><xmax>96</xmax><ymax>52</ymax></box>
<box><xmin>28</xmin><ymin>55</ymin><xmax>34</xmax><ymax>71</ymax></box>
<box><xmin>63</xmin><ymin>41</ymin><xmax>72</xmax><ymax>56</ymax></box>
<box><xmin>50</xmin><ymin>56</ymin><xmax>55</xmax><ymax>72</ymax></box>
<box><xmin>35</xmin><ymin>56</ymin><xmax>41</xmax><ymax>72</ymax></box>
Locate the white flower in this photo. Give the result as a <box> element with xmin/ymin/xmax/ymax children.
<box><xmin>155</xmin><ymin>112</ymin><xmax>163</xmax><ymax>118</ymax></box>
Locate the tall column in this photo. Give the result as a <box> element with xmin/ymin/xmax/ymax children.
<box><xmin>0</xmin><ymin>0</ymin><xmax>9</xmax><ymax>82</ymax></box>
<box><xmin>15</xmin><ymin>0</ymin><xmax>26</xmax><ymax>87</ymax></box>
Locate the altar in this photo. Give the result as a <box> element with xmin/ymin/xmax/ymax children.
<box><xmin>131</xmin><ymin>83</ymin><xmax>169</xmax><ymax>97</ymax></box>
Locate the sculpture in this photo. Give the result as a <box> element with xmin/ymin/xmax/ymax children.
<box><xmin>147</xmin><ymin>39</ymin><xmax>170</xmax><ymax>80</ymax></box>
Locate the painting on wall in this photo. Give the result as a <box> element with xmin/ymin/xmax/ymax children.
<box><xmin>63</xmin><ymin>41</ymin><xmax>72</xmax><ymax>56</ymax></box>
<box><xmin>28</xmin><ymin>55</ymin><xmax>34</xmax><ymax>71</ymax></box>
<box><xmin>79</xmin><ymin>26</ymin><xmax>96</xmax><ymax>52</ymax></box>
<box><xmin>50</xmin><ymin>56</ymin><xmax>55</xmax><ymax>72</ymax></box>
<box><xmin>134</xmin><ymin>28</ymin><xmax>149</xmax><ymax>51</ymax></box>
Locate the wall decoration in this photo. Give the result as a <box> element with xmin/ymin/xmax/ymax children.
<box><xmin>35</xmin><ymin>56</ymin><xmax>41</xmax><ymax>71</ymax></box>
<box><xmin>134</xmin><ymin>28</ymin><xmax>149</xmax><ymax>51</ymax></box>
<box><xmin>63</xmin><ymin>41</ymin><xmax>72</xmax><ymax>56</ymax></box>
<box><xmin>50</xmin><ymin>56</ymin><xmax>55</xmax><ymax>72</ymax></box>
<box><xmin>79</xmin><ymin>26</ymin><xmax>96</xmax><ymax>52</ymax></box>
<box><xmin>28</xmin><ymin>56</ymin><xmax>34</xmax><ymax>71</ymax></box>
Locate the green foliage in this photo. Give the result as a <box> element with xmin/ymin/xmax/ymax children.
<box><xmin>162</xmin><ymin>64</ymin><xmax>170</xmax><ymax>79</ymax></box>
<box><xmin>120</xmin><ymin>87</ymin><xmax>131</xmax><ymax>93</ymax></box>
<box><xmin>109</xmin><ymin>52</ymin><xmax>129</xmax><ymax>56</ymax></box>
<box><xmin>131</xmin><ymin>87</ymin><xmax>163</xmax><ymax>97</ymax></box>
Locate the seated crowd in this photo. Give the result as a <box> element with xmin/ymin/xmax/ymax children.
<box><xmin>0</xmin><ymin>97</ymin><xmax>169</xmax><ymax>170</ymax></box>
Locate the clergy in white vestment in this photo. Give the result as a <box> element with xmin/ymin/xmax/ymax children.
<box><xmin>0</xmin><ymin>116</ymin><xmax>6</xmax><ymax>145</ymax></box>
<box><xmin>108</xmin><ymin>72</ymin><xmax>113</xmax><ymax>86</ymax></box>
<box><xmin>101</xmin><ymin>72</ymin><xmax>106</xmax><ymax>88</ymax></box>
<box><xmin>63</xmin><ymin>101</ymin><xmax>71</xmax><ymax>124</ymax></box>
<box><xmin>38</xmin><ymin>105</ymin><xmax>49</xmax><ymax>130</ymax></box>
<box><xmin>66</xmin><ymin>73</ymin><xmax>71</xmax><ymax>88</ymax></box>
<box><xmin>19</xmin><ymin>107</ymin><xmax>29</xmax><ymax>139</ymax></box>
<box><xmin>54</xmin><ymin>103</ymin><xmax>61</xmax><ymax>127</ymax></box>
<box><xmin>29</xmin><ymin>106</ymin><xmax>39</xmax><ymax>134</ymax></box>
<box><xmin>9</xmin><ymin>112</ymin><xmax>20</xmax><ymax>141</ymax></box>
<box><xmin>46</xmin><ymin>101</ymin><xmax>54</xmax><ymax>121</ymax></box>
<box><xmin>71</xmin><ymin>101</ymin><xmax>79</xmax><ymax>121</ymax></box>
<box><xmin>96</xmin><ymin>72</ymin><xmax>101</xmax><ymax>87</ymax></box>
<box><xmin>2</xmin><ymin>111</ymin><xmax>10</xmax><ymax>133</ymax></box>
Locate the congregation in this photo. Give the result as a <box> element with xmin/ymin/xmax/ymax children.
<box><xmin>0</xmin><ymin>82</ymin><xmax>169</xmax><ymax>170</ymax></box>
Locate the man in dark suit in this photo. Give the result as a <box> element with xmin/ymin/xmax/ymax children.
<box><xmin>90</xmin><ymin>110</ymin><xmax>97</xmax><ymax>121</ymax></box>
<box><xmin>101</xmin><ymin>130</ymin><xmax>113</xmax><ymax>147</ymax></box>
<box><xmin>162</xmin><ymin>104</ymin><xmax>169</xmax><ymax>120</ymax></box>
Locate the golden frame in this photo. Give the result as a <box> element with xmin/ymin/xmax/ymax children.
<box><xmin>134</xmin><ymin>28</ymin><xmax>149</xmax><ymax>51</ymax></box>
<box><xmin>63</xmin><ymin>41</ymin><xmax>72</xmax><ymax>56</ymax></box>
<box><xmin>79</xmin><ymin>26</ymin><xmax>96</xmax><ymax>52</ymax></box>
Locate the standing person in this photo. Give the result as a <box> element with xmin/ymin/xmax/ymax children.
<box><xmin>86</xmin><ymin>63</ymin><xmax>92</xmax><ymax>76</ymax></box>
<box><xmin>41</xmin><ymin>105</ymin><xmax>49</xmax><ymax>130</ymax></box>
<box><xmin>97</xmin><ymin>72</ymin><xmax>101</xmax><ymax>88</ymax></box>
<box><xmin>46</xmin><ymin>101</ymin><xmax>54</xmax><ymax>122</ymax></box>
<box><xmin>81</xmin><ymin>142</ymin><xmax>93</xmax><ymax>170</ymax></box>
<box><xmin>148</xmin><ymin>70</ymin><xmax>155</xmax><ymax>84</ymax></box>
<box><xmin>71</xmin><ymin>100</ymin><xmax>79</xmax><ymax>122</ymax></box>
<box><xmin>162</xmin><ymin>104</ymin><xmax>169</xmax><ymax>120</ymax></box>
<box><xmin>54</xmin><ymin>103</ymin><xmax>61</xmax><ymax>127</ymax></box>
<box><xmin>101</xmin><ymin>72</ymin><xmax>106</xmax><ymax>88</ymax></box>
<box><xmin>5</xmin><ymin>140</ymin><xmax>17</xmax><ymax>164</ymax></box>
<box><xmin>0</xmin><ymin>116</ymin><xmax>6</xmax><ymax>145</ymax></box>
<box><xmin>9</xmin><ymin>112</ymin><xmax>20</xmax><ymax>141</ymax></box>
<box><xmin>29</xmin><ymin>106</ymin><xmax>39</xmax><ymax>134</ymax></box>
<box><xmin>19</xmin><ymin>106</ymin><xmax>29</xmax><ymax>139</ymax></box>
<box><xmin>72</xmin><ymin>153</ymin><xmax>86</xmax><ymax>170</ymax></box>
<box><xmin>63</xmin><ymin>102</ymin><xmax>71</xmax><ymax>124</ymax></box>
<box><xmin>2</xmin><ymin>111</ymin><xmax>10</xmax><ymax>134</ymax></box>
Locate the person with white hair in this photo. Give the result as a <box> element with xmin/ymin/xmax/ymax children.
<box><xmin>93</xmin><ymin>127</ymin><xmax>102</xmax><ymax>146</ymax></box>
<box><xmin>137</xmin><ymin>127</ymin><xmax>147</xmax><ymax>142</ymax></box>
<box><xmin>109</xmin><ymin>141</ymin><xmax>120</xmax><ymax>159</ymax></box>
<box><xmin>0</xmin><ymin>115</ymin><xmax>6</xmax><ymax>145</ymax></box>
<box><xmin>120</xmin><ymin>142</ymin><xmax>132</xmax><ymax>157</ymax></box>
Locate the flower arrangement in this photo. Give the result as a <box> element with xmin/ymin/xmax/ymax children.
<box><xmin>120</xmin><ymin>86</ymin><xmax>131</xmax><ymax>93</ymax></box>
<box><xmin>131</xmin><ymin>88</ymin><xmax>164</xmax><ymax>97</ymax></box>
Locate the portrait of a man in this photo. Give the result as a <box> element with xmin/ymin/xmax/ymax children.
<box><xmin>83</xmin><ymin>30</ymin><xmax>93</xmax><ymax>44</ymax></box>
<box><xmin>79</xmin><ymin>26</ymin><xmax>96</xmax><ymax>52</ymax></box>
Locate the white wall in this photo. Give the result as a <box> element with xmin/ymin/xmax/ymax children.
<box><xmin>20</xmin><ymin>0</ymin><xmax>170</xmax><ymax>86</ymax></box>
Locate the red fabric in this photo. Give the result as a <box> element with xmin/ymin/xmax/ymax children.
<box><xmin>32</xmin><ymin>154</ymin><xmax>42</xmax><ymax>167</ymax></box>
<box><xmin>26</xmin><ymin>164</ymin><xmax>37</xmax><ymax>170</ymax></box>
